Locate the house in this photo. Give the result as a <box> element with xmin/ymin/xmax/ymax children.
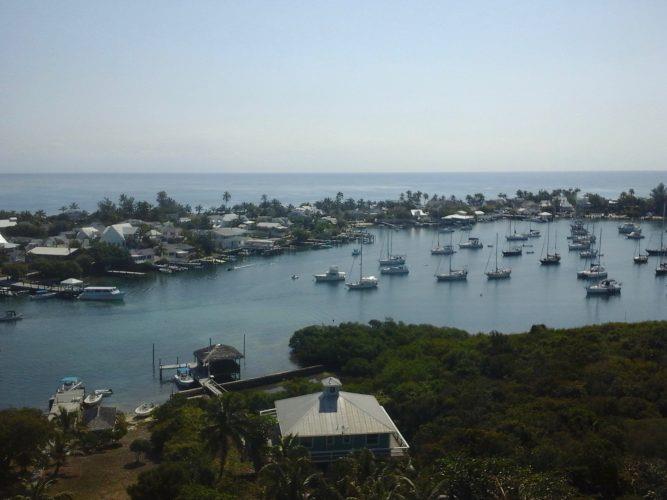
<box><xmin>100</xmin><ymin>223</ymin><xmax>138</xmax><ymax>247</ymax></box>
<box><xmin>0</xmin><ymin>232</ymin><xmax>20</xmax><ymax>261</ymax></box>
<box><xmin>130</xmin><ymin>248</ymin><xmax>156</xmax><ymax>264</ymax></box>
<box><xmin>211</xmin><ymin>227</ymin><xmax>247</xmax><ymax>250</ymax></box>
<box><xmin>83</xmin><ymin>406</ymin><xmax>118</xmax><ymax>432</ymax></box>
<box><xmin>410</xmin><ymin>209</ymin><xmax>429</xmax><ymax>219</ymax></box>
<box><xmin>260</xmin><ymin>378</ymin><xmax>409</xmax><ymax>463</ymax></box>
<box><xmin>27</xmin><ymin>246</ymin><xmax>79</xmax><ymax>260</ymax></box>
<box><xmin>255</xmin><ymin>222</ymin><xmax>289</xmax><ymax>237</ymax></box>
<box><xmin>289</xmin><ymin>205</ymin><xmax>322</xmax><ymax>217</ymax></box>
<box><xmin>76</xmin><ymin>227</ymin><xmax>100</xmax><ymax>242</ymax></box>
<box><xmin>0</xmin><ymin>217</ymin><xmax>17</xmax><ymax>229</ymax></box>
<box><xmin>193</xmin><ymin>343</ymin><xmax>243</xmax><ymax>381</ymax></box>
<box><xmin>209</xmin><ymin>213</ymin><xmax>241</xmax><ymax>227</ymax></box>
<box><xmin>243</xmin><ymin>238</ymin><xmax>277</xmax><ymax>251</ymax></box>
<box><xmin>162</xmin><ymin>243</ymin><xmax>195</xmax><ymax>261</ymax></box>
<box><xmin>321</xmin><ymin>216</ymin><xmax>338</xmax><ymax>225</ymax></box>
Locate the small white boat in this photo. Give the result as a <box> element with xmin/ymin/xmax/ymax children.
<box><xmin>618</xmin><ymin>222</ymin><xmax>640</xmax><ymax>234</ymax></box>
<box><xmin>174</xmin><ymin>367</ymin><xmax>196</xmax><ymax>389</ymax></box>
<box><xmin>586</xmin><ymin>279</ymin><xmax>621</xmax><ymax>296</ymax></box>
<box><xmin>134</xmin><ymin>402</ymin><xmax>157</xmax><ymax>417</ymax></box>
<box><xmin>314</xmin><ymin>266</ymin><xmax>346</xmax><ymax>282</ymax></box>
<box><xmin>158</xmin><ymin>267</ymin><xmax>173</xmax><ymax>274</ymax></box>
<box><xmin>83</xmin><ymin>392</ymin><xmax>103</xmax><ymax>406</ymax></box>
<box><xmin>0</xmin><ymin>310</ymin><xmax>23</xmax><ymax>323</ymax></box>
<box><xmin>626</xmin><ymin>231</ymin><xmax>644</xmax><ymax>240</ymax></box>
<box><xmin>380</xmin><ymin>264</ymin><xmax>409</xmax><ymax>275</ymax></box>
<box><xmin>30</xmin><ymin>290</ymin><xmax>57</xmax><ymax>300</ymax></box>
<box><xmin>93</xmin><ymin>388</ymin><xmax>113</xmax><ymax>397</ymax></box>
<box><xmin>78</xmin><ymin>286</ymin><xmax>125</xmax><ymax>301</ymax></box>
<box><xmin>634</xmin><ymin>254</ymin><xmax>649</xmax><ymax>264</ymax></box>
<box><xmin>291</xmin><ymin>274</ymin><xmax>299</xmax><ymax>280</ymax></box>
<box><xmin>459</xmin><ymin>237</ymin><xmax>483</xmax><ymax>249</ymax></box>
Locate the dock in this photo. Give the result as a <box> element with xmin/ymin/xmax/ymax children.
<box><xmin>10</xmin><ymin>281</ymin><xmax>82</xmax><ymax>295</ymax></box>
<box><xmin>107</xmin><ymin>270</ymin><xmax>147</xmax><ymax>277</ymax></box>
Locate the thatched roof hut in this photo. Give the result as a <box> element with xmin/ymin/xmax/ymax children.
<box><xmin>193</xmin><ymin>344</ymin><xmax>243</xmax><ymax>381</ymax></box>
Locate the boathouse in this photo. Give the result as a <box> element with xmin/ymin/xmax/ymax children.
<box><xmin>193</xmin><ymin>344</ymin><xmax>243</xmax><ymax>381</ymax></box>
<box><xmin>261</xmin><ymin>377</ymin><xmax>409</xmax><ymax>463</ymax></box>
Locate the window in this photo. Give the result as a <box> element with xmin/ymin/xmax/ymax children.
<box><xmin>366</xmin><ymin>434</ymin><xmax>379</xmax><ymax>447</ymax></box>
<box><xmin>329</xmin><ymin>387</ymin><xmax>336</xmax><ymax>394</ymax></box>
<box><xmin>342</xmin><ymin>435</ymin><xmax>351</xmax><ymax>445</ymax></box>
<box><xmin>301</xmin><ymin>437</ymin><xmax>313</xmax><ymax>448</ymax></box>
<box><xmin>325</xmin><ymin>436</ymin><xmax>335</xmax><ymax>448</ymax></box>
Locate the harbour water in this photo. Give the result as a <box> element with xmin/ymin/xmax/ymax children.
<box><xmin>1</xmin><ymin>219</ymin><xmax>666</xmax><ymax>411</ymax></box>
<box><xmin>0</xmin><ymin>171</ymin><xmax>665</xmax><ymax>213</ymax></box>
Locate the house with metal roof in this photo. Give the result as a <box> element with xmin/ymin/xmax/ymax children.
<box><xmin>261</xmin><ymin>377</ymin><xmax>409</xmax><ymax>463</ymax></box>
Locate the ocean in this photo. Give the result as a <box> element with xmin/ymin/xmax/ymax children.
<box><xmin>0</xmin><ymin>171</ymin><xmax>665</xmax><ymax>213</ymax></box>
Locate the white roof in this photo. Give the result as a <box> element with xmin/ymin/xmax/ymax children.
<box><xmin>213</xmin><ymin>227</ymin><xmax>247</xmax><ymax>237</ymax></box>
<box><xmin>538</xmin><ymin>211</ymin><xmax>553</xmax><ymax>217</ymax></box>
<box><xmin>274</xmin><ymin>390</ymin><xmax>401</xmax><ymax>438</ymax></box>
<box><xmin>474</xmin><ymin>210</ymin><xmax>485</xmax><ymax>215</ymax></box>
<box><xmin>61</xmin><ymin>278</ymin><xmax>83</xmax><ymax>285</ymax></box>
<box><xmin>0</xmin><ymin>219</ymin><xmax>17</xmax><ymax>229</ymax></box>
<box><xmin>28</xmin><ymin>247</ymin><xmax>78</xmax><ymax>257</ymax></box>
<box><xmin>443</xmin><ymin>214</ymin><xmax>474</xmax><ymax>220</ymax></box>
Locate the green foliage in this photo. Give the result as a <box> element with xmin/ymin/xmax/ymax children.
<box><xmin>32</xmin><ymin>259</ymin><xmax>82</xmax><ymax>280</ymax></box>
<box><xmin>290</xmin><ymin>320</ymin><xmax>667</xmax><ymax>497</ymax></box>
<box><xmin>87</xmin><ymin>242</ymin><xmax>132</xmax><ymax>270</ymax></box>
<box><xmin>129</xmin><ymin>438</ymin><xmax>152</xmax><ymax>464</ymax></box>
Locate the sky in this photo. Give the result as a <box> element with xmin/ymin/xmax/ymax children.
<box><xmin>1</xmin><ymin>0</ymin><xmax>666</xmax><ymax>173</ymax></box>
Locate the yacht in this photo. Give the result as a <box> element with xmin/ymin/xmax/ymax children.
<box><xmin>346</xmin><ymin>233</ymin><xmax>378</xmax><ymax>290</ymax></box>
<box><xmin>78</xmin><ymin>286</ymin><xmax>125</xmax><ymax>301</ymax></box>
<box><xmin>586</xmin><ymin>279</ymin><xmax>621</xmax><ymax>296</ymax></box>
<box><xmin>435</xmin><ymin>246</ymin><xmax>468</xmax><ymax>282</ymax></box>
<box><xmin>459</xmin><ymin>237</ymin><xmax>483</xmax><ymax>249</ymax></box>
<box><xmin>380</xmin><ymin>264</ymin><xmax>409</xmax><ymax>275</ymax></box>
<box><xmin>577</xmin><ymin>264</ymin><xmax>608</xmax><ymax>280</ymax></box>
<box><xmin>506</xmin><ymin>219</ymin><xmax>528</xmax><ymax>241</ymax></box>
<box><xmin>502</xmin><ymin>246</ymin><xmax>522</xmax><ymax>257</ymax></box>
<box><xmin>378</xmin><ymin>230</ymin><xmax>406</xmax><ymax>266</ymax></box>
<box><xmin>634</xmin><ymin>236</ymin><xmax>648</xmax><ymax>264</ymax></box>
<box><xmin>351</xmin><ymin>248</ymin><xmax>360</xmax><ymax>256</ymax></box>
<box><xmin>30</xmin><ymin>290</ymin><xmax>57</xmax><ymax>300</ymax></box>
<box><xmin>486</xmin><ymin>234</ymin><xmax>511</xmax><ymax>280</ymax></box>
<box><xmin>314</xmin><ymin>266</ymin><xmax>346</xmax><ymax>282</ymax></box>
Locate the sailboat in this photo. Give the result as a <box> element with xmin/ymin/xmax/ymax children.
<box><xmin>346</xmin><ymin>233</ymin><xmax>378</xmax><ymax>290</ymax></box>
<box><xmin>634</xmin><ymin>236</ymin><xmax>648</xmax><ymax>264</ymax></box>
<box><xmin>431</xmin><ymin>231</ymin><xmax>455</xmax><ymax>255</ymax></box>
<box><xmin>435</xmin><ymin>248</ymin><xmax>468</xmax><ymax>281</ymax></box>
<box><xmin>656</xmin><ymin>204</ymin><xmax>667</xmax><ymax>275</ymax></box>
<box><xmin>379</xmin><ymin>230</ymin><xmax>406</xmax><ymax>266</ymax></box>
<box><xmin>577</xmin><ymin>229</ymin><xmax>607</xmax><ymax>280</ymax></box>
<box><xmin>539</xmin><ymin>221</ymin><xmax>561</xmax><ymax>265</ymax></box>
<box><xmin>486</xmin><ymin>234</ymin><xmax>511</xmax><ymax>279</ymax></box>
<box><xmin>506</xmin><ymin>218</ymin><xmax>528</xmax><ymax>241</ymax></box>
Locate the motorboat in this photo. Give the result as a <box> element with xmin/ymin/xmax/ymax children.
<box><xmin>380</xmin><ymin>264</ymin><xmax>409</xmax><ymax>275</ymax></box>
<box><xmin>502</xmin><ymin>246</ymin><xmax>522</xmax><ymax>257</ymax></box>
<box><xmin>0</xmin><ymin>310</ymin><xmax>23</xmax><ymax>323</ymax></box>
<box><xmin>83</xmin><ymin>392</ymin><xmax>103</xmax><ymax>406</ymax></box>
<box><xmin>78</xmin><ymin>286</ymin><xmax>125</xmax><ymax>301</ymax></box>
<box><xmin>93</xmin><ymin>388</ymin><xmax>113</xmax><ymax>397</ymax></box>
<box><xmin>528</xmin><ymin>229</ymin><xmax>541</xmax><ymax>238</ymax></box>
<box><xmin>314</xmin><ymin>266</ymin><xmax>346</xmax><ymax>282</ymax></box>
<box><xmin>586</xmin><ymin>279</ymin><xmax>621</xmax><ymax>296</ymax></box>
<box><xmin>135</xmin><ymin>402</ymin><xmax>157</xmax><ymax>417</ymax></box>
<box><xmin>459</xmin><ymin>237</ymin><xmax>483</xmax><ymax>249</ymax></box>
<box><xmin>577</xmin><ymin>264</ymin><xmax>608</xmax><ymax>280</ymax></box>
<box><xmin>58</xmin><ymin>377</ymin><xmax>83</xmax><ymax>393</ymax></box>
<box><xmin>618</xmin><ymin>222</ymin><xmax>640</xmax><ymax>234</ymax></box>
<box><xmin>174</xmin><ymin>367</ymin><xmax>196</xmax><ymax>389</ymax></box>
<box><xmin>626</xmin><ymin>231</ymin><xmax>644</xmax><ymax>240</ymax></box>
<box><xmin>634</xmin><ymin>255</ymin><xmax>648</xmax><ymax>264</ymax></box>
<box><xmin>30</xmin><ymin>290</ymin><xmax>57</xmax><ymax>300</ymax></box>
<box><xmin>568</xmin><ymin>241</ymin><xmax>591</xmax><ymax>251</ymax></box>
<box><xmin>291</xmin><ymin>274</ymin><xmax>299</xmax><ymax>280</ymax></box>
<box><xmin>351</xmin><ymin>248</ymin><xmax>360</xmax><ymax>256</ymax></box>
<box><xmin>656</xmin><ymin>263</ymin><xmax>667</xmax><ymax>276</ymax></box>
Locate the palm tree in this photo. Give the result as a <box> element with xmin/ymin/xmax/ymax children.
<box><xmin>223</xmin><ymin>191</ymin><xmax>232</xmax><ymax>205</ymax></box>
<box><xmin>49</xmin><ymin>433</ymin><xmax>69</xmax><ymax>477</ymax></box>
<box><xmin>651</xmin><ymin>182</ymin><xmax>666</xmax><ymax>213</ymax></box>
<box><xmin>34</xmin><ymin>210</ymin><xmax>47</xmax><ymax>222</ymax></box>
<box><xmin>242</xmin><ymin>413</ymin><xmax>274</xmax><ymax>472</ymax></box>
<box><xmin>68</xmin><ymin>202</ymin><xmax>79</xmax><ymax>210</ymax></box>
<box><xmin>195</xmin><ymin>205</ymin><xmax>203</xmax><ymax>215</ymax></box>
<box><xmin>59</xmin><ymin>206</ymin><xmax>67</xmax><ymax>213</ymax></box>
<box><xmin>15</xmin><ymin>475</ymin><xmax>73</xmax><ymax>500</ymax></box>
<box><xmin>202</xmin><ymin>395</ymin><xmax>247</xmax><ymax>477</ymax></box>
<box><xmin>258</xmin><ymin>436</ymin><xmax>319</xmax><ymax>500</ymax></box>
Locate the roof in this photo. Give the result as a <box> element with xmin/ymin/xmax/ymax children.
<box><xmin>84</xmin><ymin>406</ymin><xmax>117</xmax><ymax>431</ymax></box>
<box><xmin>213</xmin><ymin>227</ymin><xmax>247</xmax><ymax>237</ymax></box>
<box><xmin>61</xmin><ymin>278</ymin><xmax>83</xmax><ymax>285</ymax></box>
<box><xmin>194</xmin><ymin>343</ymin><xmax>243</xmax><ymax>364</ymax></box>
<box><xmin>27</xmin><ymin>246</ymin><xmax>78</xmax><ymax>257</ymax></box>
<box><xmin>0</xmin><ymin>219</ymin><xmax>17</xmax><ymax>229</ymax></box>
<box><xmin>274</xmin><ymin>390</ymin><xmax>401</xmax><ymax>438</ymax></box>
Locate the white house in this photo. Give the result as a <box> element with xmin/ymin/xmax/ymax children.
<box><xmin>209</xmin><ymin>213</ymin><xmax>241</xmax><ymax>228</ymax></box>
<box><xmin>76</xmin><ymin>227</ymin><xmax>100</xmax><ymax>241</ymax></box>
<box><xmin>100</xmin><ymin>223</ymin><xmax>138</xmax><ymax>246</ymax></box>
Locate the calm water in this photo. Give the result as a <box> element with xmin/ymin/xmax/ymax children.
<box><xmin>1</xmin><ymin>219</ymin><xmax>666</xmax><ymax>411</ymax></box>
<box><xmin>0</xmin><ymin>171</ymin><xmax>665</xmax><ymax>213</ymax></box>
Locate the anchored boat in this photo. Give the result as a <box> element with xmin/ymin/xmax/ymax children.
<box><xmin>314</xmin><ymin>266</ymin><xmax>346</xmax><ymax>282</ymax></box>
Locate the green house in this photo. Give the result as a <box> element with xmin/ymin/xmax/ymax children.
<box><xmin>261</xmin><ymin>377</ymin><xmax>409</xmax><ymax>463</ymax></box>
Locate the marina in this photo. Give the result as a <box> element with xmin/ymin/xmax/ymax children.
<box><xmin>2</xmin><ymin>218</ymin><xmax>667</xmax><ymax>412</ymax></box>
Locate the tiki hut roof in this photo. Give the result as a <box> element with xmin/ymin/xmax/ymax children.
<box><xmin>194</xmin><ymin>343</ymin><xmax>243</xmax><ymax>364</ymax></box>
<box><xmin>84</xmin><ymin>406</ymin><xmax>117</xmax><ymax>431</ymax></box>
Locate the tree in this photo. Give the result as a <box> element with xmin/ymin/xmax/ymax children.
<box><xmin>222</xmin><ymin>191</ymin><xmax>231</xmax><ymax>205</ymax></box>
<box><xmin>258</xmin><ymin>435</ymin><xmax>319</xmax><ymax>500</ymax></box>
<box><xmin>14</xmin><ymin>475</ymin><xmax>73</xmax><ymax>500</ymax></box>
<box><xmin>202</xmin><ymin>395</ymin><xmax>247</xmax><ymax>477</ymax></box>
<box><xmin>0</xmin><ymin>408</ymin><xmax>54</xmax><ymax>476</ymax></box>
<box><xmin>130</xmin><ymin>438</ymin><xmax>152</xmax><ymax>464</ymax></box>
<box><xmin>195</xmin><ymin>205</ymin><xmax>203</xmax><ymax>215</ymax></box>
<box><xmin>49</xmin><ymin>433</ymin><xmax>69</xmax><ymax>477</ymax></box>
<box><xmin>651</xmin><ymin>182</ymin><xmax>666</xmax><ymax>214</ymax></box>
<box><xmin>68</xmin><ymin>202</ymin><xmax>79</xmax><ymax>210</ymax></box>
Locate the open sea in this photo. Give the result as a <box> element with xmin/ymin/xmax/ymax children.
<box><xmin>1</xmin><ymin>171</ymin><xmax>666</xmax><ymax>411</ymax></box>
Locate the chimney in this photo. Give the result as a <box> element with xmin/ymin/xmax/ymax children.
<box><xmin>321</xmin><ymin>377</ymin><xmax>342</xmax><ymax>397</ymax></box>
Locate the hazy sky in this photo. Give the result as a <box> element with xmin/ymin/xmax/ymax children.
<box><xmin>1</xmin><ymin>1</ymin><xmax>666</xmax><ymax>173</ymax></box>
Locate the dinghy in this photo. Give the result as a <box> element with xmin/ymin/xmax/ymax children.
<box><xmin>83</xmin><ymin>392</ymin><xmax>103</xmax><ymax>406</ymax></box>
<box><xmin>134</xmin><ymin>402</ymin><xmax>157</xmax><ymax>417</ymax></box>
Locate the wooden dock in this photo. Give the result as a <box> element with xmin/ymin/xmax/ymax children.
<box><xmin>10</xmin><ymin>281</ymin><xmax>82</xmax><ymax>294</ymax></box>
<box><xmin>107</xmin><ymin>270</ymin><xmax>147</xmax><ymax>277</ymax></box>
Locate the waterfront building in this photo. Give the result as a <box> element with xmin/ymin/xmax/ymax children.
<box><xmin>193</xmin><ymin>343</ymin><xmax>244</xmax><ymax>381</ymax></box>
<box><xmin>261</xmin><ymin>377</ymin><xmax>409</xmax><ymax>463</ymax></box>
<box><xmin>211</xmin><ymin>227</ymin><xmax>248</xmax><ymax>250</ymax></box>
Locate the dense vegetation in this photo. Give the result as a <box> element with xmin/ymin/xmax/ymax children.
<box><xmin>289</xmin><ymin>320</ymin><xmax>667</xmax><ymax>497</ymax></box>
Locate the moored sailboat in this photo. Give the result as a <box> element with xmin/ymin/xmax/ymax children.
<box><xmin>486</xmin><ymin>234</ymin><xmax>511</xmax><ymax>279</ymax></box>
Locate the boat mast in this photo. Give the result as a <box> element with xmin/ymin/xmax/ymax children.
<box><xmin>495</xmin><ymin>233</ymin><xmax>499</xmax><ymax>271</ymax></box>
<box><xmin>360</xmin><ymin>233</ymin><xmax>364</xmax><ymax>279</ymax></box>
<box><xmin>546</xmin><ymin>221</ymin><xmax>550</xmax><ymax>257</ymax></box>
<box><xmin>661</xmin><ymin>203</ymin><xmax>665</xmax><ymax>265</ymax></box>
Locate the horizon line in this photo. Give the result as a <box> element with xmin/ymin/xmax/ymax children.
<box><xmin>0</xmin><ymin>169</ymin><xmax>665</xmax><ymax>175</ymax></box>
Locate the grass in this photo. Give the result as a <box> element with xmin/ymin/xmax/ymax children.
<box><xmin>50</xmin><ymin>424</ymin><xmax>155</xmax><ymax>500</ymax></box>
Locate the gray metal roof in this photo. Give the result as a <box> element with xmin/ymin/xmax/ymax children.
<box><xmin>274</xmin><ymin>390</ymin><xmax>400</xmax><ymax>437</ymax></box>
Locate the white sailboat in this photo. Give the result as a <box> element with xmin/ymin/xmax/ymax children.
<box><xmin>656</xmin><ymin>204</ymin><xmax>667</xmax><ymax>275</ymax></box>
<box><xmin>379</xmin><ymin>230</ymin><xmax>406</xmax><ymax>266</ymax></box>
<box><xmin>539</xmin><ymin>221</ymin><xmax>561</xmax><ymax>265</ymax></box>
<box><xmin>578</xmin><ymin>229</ymin><xmax>607</xmax><ymax>279</ymax></box>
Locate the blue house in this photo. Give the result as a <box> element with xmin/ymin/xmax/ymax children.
<box><xmin>261</xmin><ymin>377</ymin><xmax>409</xmax><ymax>463</ymax></box>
